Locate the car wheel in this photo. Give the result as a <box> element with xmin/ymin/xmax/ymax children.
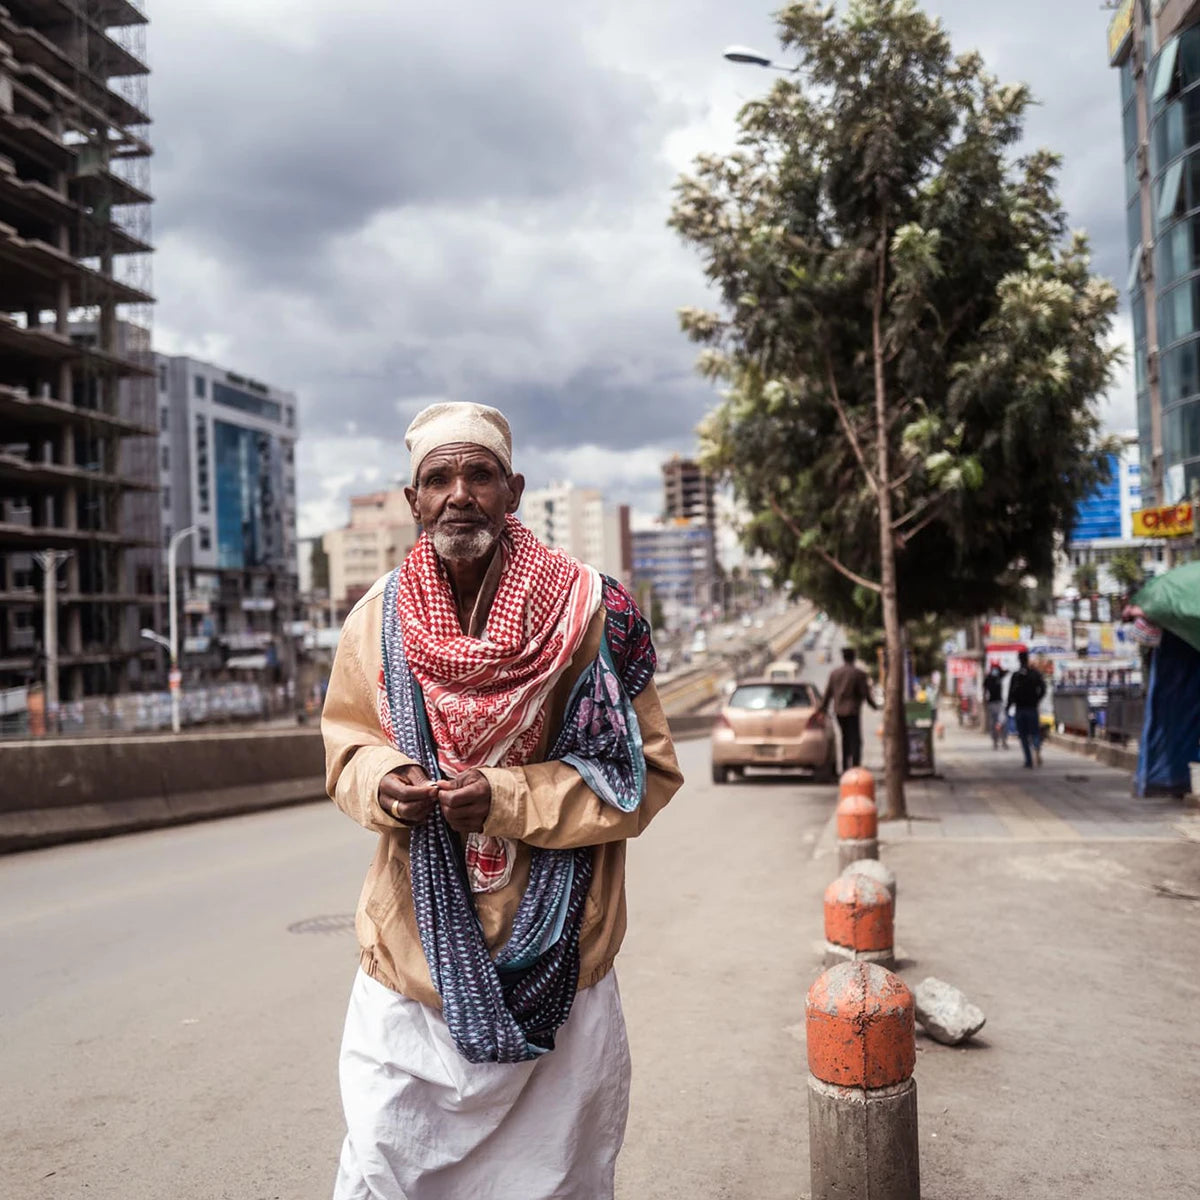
<box><xmin>711</xmin><ymin>764</ymin><xmax>730</xmax><ymax>785</ymax></box>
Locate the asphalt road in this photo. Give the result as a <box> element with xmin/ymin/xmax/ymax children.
<box><xmin>0</xmin><ymin>643</ymin><xmax>844</xmax><ymax>1200</ymax></box>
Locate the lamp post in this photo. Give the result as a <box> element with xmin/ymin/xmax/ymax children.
<box><xmin>166</xmin><ymin>525</ymin><xmax>199</xmax><ymax>733</ymax></box>
<box><xmin>722</xmin><ymin>44</ymin><xmax>800</xmax><ymax>73</ymax></box>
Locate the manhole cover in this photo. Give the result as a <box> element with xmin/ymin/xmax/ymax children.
<box><xmin>288</xmin><ymin>914</ymin><xmax>356</xmax><ymax>935</ymax></box>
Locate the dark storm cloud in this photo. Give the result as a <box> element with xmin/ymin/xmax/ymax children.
<box><xmin>151</xmin><ymin>5</ymin><xmax>675</xmax><ymax>277</ymax></box>
<box><xmin>149</xmin><ymin>0</ymin><xmax>1138</xmax><ymax>536</ymax></box>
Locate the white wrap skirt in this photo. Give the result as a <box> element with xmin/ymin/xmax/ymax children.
<box><xmin>333</xmin><ymin>967</ymin><xmax>631</xmax><ymax>1200</ymax></box>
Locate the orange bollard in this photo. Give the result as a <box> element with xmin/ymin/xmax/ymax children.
<box><xmin>835</xmin><ymin>792</ymin><xmax>878</xmax><ymax>871</ymax></box>
<box><xmin>838</xmin><ymin>767</ymin><xmax>875</xmax><ymax>803</ymax></box>
<box><xmin>806</xmin><ymin>962</ymin><xmax>920</xmax><ymax>1200</ymax></box>
<box><xmin>823</xmin><ymin>874</ymin><xmax>894</xmax><ymax>968</ymax></box>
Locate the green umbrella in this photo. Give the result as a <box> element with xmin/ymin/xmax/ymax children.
<box><xmin>1133</xmin><ymin>561</ymin><xmax>1200</xmax><ymax>653</ymax></box>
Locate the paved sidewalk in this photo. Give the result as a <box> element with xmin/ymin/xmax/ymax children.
<box><xmin>807</xmin><ymin>715</ymin><xmax>1200</xmax><ymax>1199</ymax></box>
<box><xmin>880</xmin><ymin>717</ymin><xmax>1196</xmax><ymax>843</ymax></box>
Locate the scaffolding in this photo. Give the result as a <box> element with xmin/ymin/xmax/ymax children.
<box><xmin>0</xmin><ymin>0</ymin><xmax>157</xmax><ymax>704</ymax></box>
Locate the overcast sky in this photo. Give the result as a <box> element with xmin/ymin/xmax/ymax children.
<box><xmin>148</xmin><ymin>0</ymin><xmax>1135</xmax><ymax>537</ymax></box>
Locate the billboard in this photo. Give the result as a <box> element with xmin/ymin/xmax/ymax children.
<box><xmin>1108</xmin><ymin>0</ymin><xmax>1134</xmax><ymax>64</ymax></box>
<box><xmin>1131</xmin><ymin>502</ymin><xmax>1194</xmax><ymax>538</ymax></box>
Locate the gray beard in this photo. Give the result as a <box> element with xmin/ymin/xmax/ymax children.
<box><xmin>430</xmin><ymin>524</ymin><xmax>498</xmax><ymax>563</ymax></box>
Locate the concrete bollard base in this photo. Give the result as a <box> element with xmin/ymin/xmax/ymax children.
<box><xmin>823</xmin><ymin>940</ymin><xmax>895</xmax><ymax>969</ymax></box>
<box><xmin>837</xmin><ymin>836</ymin><xmax>878</xmax><ymax>872</ymax></box>
<box><xmin>807</xmin><ymin>1074</ymin><xmax>920</xmax><ymax>1200</ymax></box>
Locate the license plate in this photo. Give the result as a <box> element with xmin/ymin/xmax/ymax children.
<box><xmin>754</xmin><ymin>744</ymin><xmax>784</xmax><ymax>759</ymax></box>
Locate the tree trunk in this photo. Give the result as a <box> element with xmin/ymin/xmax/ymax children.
<box><xmin>872</xmin><ymin>222</ymin><xmax>908</xmax><ymax>820</ymax></box>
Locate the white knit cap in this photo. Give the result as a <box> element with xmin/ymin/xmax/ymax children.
<box><xmin>405</xmin><ymin>402</ymin><xmax>513</xmax><ymax>484</ymax></box>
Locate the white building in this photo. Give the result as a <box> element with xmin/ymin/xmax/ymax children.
<box><xmin>322</xmin><ymin>489</ymin><xmax>418</xmax><ymax>619</ymax></box>
<box><xmin>521</xmin><ymin>482</ymin><xmax>630</xmax><ymax>581</ymax></box>
<box><xmin>156</xmin><ymin>355</ymin><xmax>300</xmax><ymax>675</ymax></box>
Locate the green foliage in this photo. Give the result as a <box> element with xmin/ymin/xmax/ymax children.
<box><xmin>670</xmin><ymin>0</ymin><xmax>1120</xmax><ymax>630</ymax></box>
<box><xmin>1107</xmin><ymin>548</ymin><xmax>1145</xmax><ymax>594</ymax></box>
<box><xmin>1072</xmin><ymin>561</ymin><xmax>1098</xmax><ymax>595</ymax></box>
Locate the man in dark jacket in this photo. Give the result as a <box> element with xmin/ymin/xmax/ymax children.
<box><xmin>983</xmin><ymin>663</ymin><xmax>1008</xmax><ymax>750</ymax></box>
<box><xmin>1007</xmin><ymin>651</ymin><xmax>1047</xmax><ymax>768</ymax></box>
<box><xmin>821</xmin><ymin>647</ymin><xmax>878</xmax><ymax>773</ymax></box>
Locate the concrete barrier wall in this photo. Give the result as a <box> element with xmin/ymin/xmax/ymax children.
<box><xmin>0</xmin><ymin>729</ymin><xmax>327</xmax><ymax>853</ymax></box>
<box><xmin>0</xmin><ymin>710</ymin><xmax>721</xmax><ymax>853</ymax></box>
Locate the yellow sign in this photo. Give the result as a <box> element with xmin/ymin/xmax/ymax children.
<box><xmin>1108</xmin><ymin>0</ymin><xmax>1135</xmax><ymax>64</ymax></box>
<box><xmin>986</xmin><ymin>622</ymin><xmax>1022</xmax><ymax>644</ymax></box>
<box><xmin>1132</xmin><ymin>502</ymin><xmax>1195</xmax><ymax>538</ymax></box>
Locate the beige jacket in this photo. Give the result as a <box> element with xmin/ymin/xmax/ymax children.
<box><xmin>321</xmin><ymin>572</ymin><xmax>684</xmax><ymax>1009</ymax></box>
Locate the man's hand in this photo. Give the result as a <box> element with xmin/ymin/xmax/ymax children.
<box><xmin>437</xmin><ymin>769</ymin><xmax>493</xmax><ymax>834</ymax></box>
<box><xmin>378</xmin><ymin>765</ymin><xmax>438</xmax><ymax>827</ymax></box>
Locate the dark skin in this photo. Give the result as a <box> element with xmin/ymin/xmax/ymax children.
<box><xmin>378</xmin><ymin>443</ymin><xmax>526</xmax><ymax>834</ymax></box>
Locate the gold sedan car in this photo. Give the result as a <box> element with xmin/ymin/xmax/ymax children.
<box><xmin>711</xmin><ymin>678</ymin><xmax>836</xmax><ymax>784</ymax></box>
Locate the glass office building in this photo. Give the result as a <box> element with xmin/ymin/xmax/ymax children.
<box><xmin>1114</xmin><ymin>0</ymin><xmax>1200</xmax><ymax>505</ymax></box>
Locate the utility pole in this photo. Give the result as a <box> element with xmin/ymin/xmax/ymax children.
<box><xmin>33</xmin><ymin>550</ymin><xmax>72</xmax><ymax>718</ymax></box>
<box><xmin>166</xmin><ymin>525</ymin><xmax>199</xmax><ymax>734</ymax></box>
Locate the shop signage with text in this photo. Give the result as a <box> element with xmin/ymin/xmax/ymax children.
<box><xmin>1131</xmin><ymin>502</ymin><xmax>1194</xmax><ymax>538</ymax></box>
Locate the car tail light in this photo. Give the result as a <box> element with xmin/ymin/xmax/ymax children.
<box><xmin>806</xmin><ymin>711</ymin><xmax>826</xmax><ymax>731</ymax></box>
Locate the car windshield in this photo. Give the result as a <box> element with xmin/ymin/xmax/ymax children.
<box><xmin>729</xmin><ymin>684</ymin><xmax>816</xmax><ymax>710</ymax></box>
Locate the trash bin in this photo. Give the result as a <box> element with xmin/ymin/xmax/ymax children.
<box><xmin>904</xmin><ymin>701</ymin><xmax>936</xmax><ymax>777</ymax></box>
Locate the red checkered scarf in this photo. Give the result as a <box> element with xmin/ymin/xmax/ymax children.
<box><xmin>381</xmin><ymin>516</ymin><xmax>601</xmax><ymax>890</ymax></box>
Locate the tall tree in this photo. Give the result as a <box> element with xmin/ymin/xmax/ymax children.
<box><xmin>670</xmin><ymin>0</ymin><xmax>1119</xmax><ymax>817</ymax></box>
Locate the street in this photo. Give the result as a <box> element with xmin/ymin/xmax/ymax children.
<box><xmin>0</xmin><ymin>733</ymin><xmax>834</xmax><ymax>1200</ymax></box>
<box><xmin>3</xmin><ymin>629</ymin><xmax>1199</xmax><ymax>1199</ymax></box>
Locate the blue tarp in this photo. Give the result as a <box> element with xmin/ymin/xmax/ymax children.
<box><xmin>1136</xmin><ymin>629</ymin><xmax>1200</xmax><ymax>797</ymax></box>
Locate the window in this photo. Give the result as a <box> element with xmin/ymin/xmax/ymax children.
<box><xmin>213</xmin><ymin>382</ymin><xmax>282</xmax><ymax>423</ymax></box>
<box><xmin>160</xmin><ymin>444</ymin><xmax>169</xmax><ymax>471</ymax></box>
<box><xmin>285</xmin><ymin>405</ymin><xmax>295</xmax><ymax>428</ymax></box>
<box><xmin>199</xmin><ymin>527</ymin><xmax>211</xmax><ymax>551</ymax></box>
<box><xmin>1128</xmin><ymin>195</ymin><xmax>1143</xmax><ymax>252</ymax></box>
<box><xmin>194</xmin><ymin>374</ymin><xmax>207</xmax><ymax>399</ymax></box>
<box><xmin>195</xmin><ymin>415</ymin><xmax>210</xmax><ymax>514</ymax></box>
<box><xmin>1157</xmin><ymin>276</ymin><xmax>1200</xmax><ymax>345</ymax></box>
<box><xmin>162</xmin><ymin>485</ymin><xmax>171</xmax><ymax>510</ymax></box>
<box><xmin>1155</xmin><ymin>213</ymin><xmax>1200</xmax><ymax>285</ymax></box>
<box><xmin>1157</xmin><ymin>158</ymin><xmax>1185</xmax><ymax>227</ymax></box>
<box><xmin>1153</xmin><ymin>37</ymin><xmax>1181</xmax><ymax>106</ymax></box>
<box><xmin>160</xmin><ymin>405</ymin><xmax>169</xmax><ymax>431</ymax></box>
<box><xmin>1163</xmin><ymin>401</ymin><xmax>1200</xmax><ymax>463</ymax></box>
<box><xmin>1160</xmin><ymin>339</ymin><xmax>1200</xmax><ymax>404</ymax></box>
<box><xmin>158</xmin><ymin>362</ymin><xmax>168</xmax><ymax>392</ymax></box>
<box><xmin>164</xmin><ymin>523</ymin><xmax>172</xmax><ymax>544</ymax></box>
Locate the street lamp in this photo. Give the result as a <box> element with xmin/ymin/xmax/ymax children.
<box><xmin>166</xmin><ymin>524</ymin><xmax>199</xmax><ymax>733</ymax></box>
<box><xmin>723</xmin><ymin>44</ymin><xmax>800</xmax><ymax>72</ymax></box>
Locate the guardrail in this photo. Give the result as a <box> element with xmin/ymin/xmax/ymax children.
<box><xmin>658</xmin><ymin>606</ymin><xmax>817</xmax><ymax>717</ymax></box>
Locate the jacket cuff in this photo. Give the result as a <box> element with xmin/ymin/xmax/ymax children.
<box><xmin>361</xmin><ymin>746</ymin><xmax>421</xmax><ymax>826</ymax></box>
<box><xmin>479</xmin><ymin>766</ymin><xmax>526</xmax><ymax>839</ymax></box>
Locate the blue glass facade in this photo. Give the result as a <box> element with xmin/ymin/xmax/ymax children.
<box><xmin>631</xmin><ymin>525</ymin><xmax>714</xmax><ymax>606</ymax></box>
<box><xmin>1144</xmin><ymin>20</ymin><xmax>1200</xmax><ymax>498</ymax></box>
<box><xmin>1073</xmin><ymin>454</ymin><xmax>1123</xmax><ymax>540</ymax></box>
<box><xmin>213</xmin><ymin>420</ymin><xmax>284</xmax><ymax>569</ymax></box>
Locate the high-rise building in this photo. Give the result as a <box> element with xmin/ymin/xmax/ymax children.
<box><xmin>156</xmin><ymin>355</ymin><xmax>300</xmax><ymax>677</ymax></box>
<box><xmin>662</xmin><ymin>456</ymin><xmax>716</xmax><ymax>526</ymax></box>
<box><xmin>1110</xmin><ymin>0</ymin><xmax>1200</xmax><ymax>508</ymax></box>
<box><xmin>0</xmin><ymin>0</ymin><xmax>156</xmax><ymax>701</ymax></box>
<box><xmin>631</xmin><ymin>522</ymin><xmax>716</xmax><ymax>629</ymax></box>
<box><xmin>323</xmin><ymin>489</ymin><xmax>418</xmax><ymax>619</ymax></box>
<box><xmin>521</xmin><ymin>482</ymin><xmax>631</xmax><ymax>581</ymax></box>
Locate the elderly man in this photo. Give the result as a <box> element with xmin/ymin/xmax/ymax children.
<box><xmin>321</xmin><ymin>401</ymin><xmax>683</xmax><ymax>1200</ymax></box>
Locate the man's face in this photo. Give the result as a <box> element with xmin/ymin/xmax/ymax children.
<box><xmin>404</xmin><ymin>444</ymin><xmax>525</xmax><ymax>563</ymax></box>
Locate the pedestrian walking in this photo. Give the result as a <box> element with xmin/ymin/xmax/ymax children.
<box><xmin>821</xmin><ymin>647</ymin><xmax>879</xmax><ymax>773</ymax></box>
<box><xmin>321</xmin><ymin>402</ymin><xmax>684</xmax><ymax>1200</ymax></box>
<box><xmin>983</xmin><ymin>661</ymin><xmax>1009</xmax><ymax>749</ymax></box>
<box><xmin>1007</xmin><ymin>650</ymin><xmax>1047</xmax><ymax>769</ymax></box>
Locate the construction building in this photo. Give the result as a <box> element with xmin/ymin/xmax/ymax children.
<box><xmin>322</xmin><ymin>488</ymin><xmax>418</xmax><ymax>621</ymax></box>
<box><xmin>1109</xmin><ymin>0</ymin><xmax>1200</xmax><ymax>509</ymax></box>
<box><xmin>0</xmin><ymin>0</ymin><xmax>157</xmax><ymax>708</ymax></box>
<box><xmin>156</xmin><ymin>354</ymin><xmax>300</xmax><ymax>680</ymax></box>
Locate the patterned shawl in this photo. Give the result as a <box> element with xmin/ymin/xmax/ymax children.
<box><xmin>378</xmin><ymin>522</ymin><xmax>656</xmax><ymax>1063</ymax></box>
<box><xmin>387</xmin><ymin>516</ymin><xmax>600</xmax><ymax>892</ymax></box>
